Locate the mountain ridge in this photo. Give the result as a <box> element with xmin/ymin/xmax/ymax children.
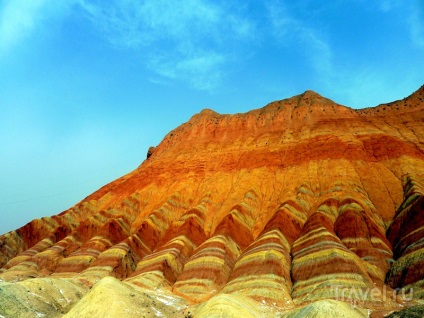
<box><xmin>1</xmin><ymin>86</ymin><xmax>424</xmax><ymax>317</ymax></box>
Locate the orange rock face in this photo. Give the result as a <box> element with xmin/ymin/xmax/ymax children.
<box><xmin>1</xmin><ymin>86</ymin><xmax>424</xmax><ymax>316</ymax></box>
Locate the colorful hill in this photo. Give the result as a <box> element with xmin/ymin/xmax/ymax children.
<box><xmin>1</xmin><ymin>86</ymin><xmax>424</xmax><ymax>317</ymax></box>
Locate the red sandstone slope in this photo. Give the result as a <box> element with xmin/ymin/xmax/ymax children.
<box><xmin>1</xmin><ymin>87</ymin><xmax>424</xmax><ymax>317</ymax></box>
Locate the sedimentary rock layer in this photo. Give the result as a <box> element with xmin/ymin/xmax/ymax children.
<box><xmin>1</xmin><ymin>86</ymin><xmax>424</xmax><ymax>317</ymax></box>
<box><xmin>387</xmin><ymin>174</ymin><xmax>424</xmax><ymax>299</ymax></box>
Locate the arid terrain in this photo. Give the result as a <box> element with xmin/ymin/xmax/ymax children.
<box><xmin>1</xmin><ymin>87</ymin><xmax>424</xmax><ymax>317</ymax></box>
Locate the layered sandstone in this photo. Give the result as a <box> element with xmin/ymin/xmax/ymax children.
<box><xmin>1</xmin><ymin>86</ymin><xmax>424</xmax><ymax>317</ymax></box>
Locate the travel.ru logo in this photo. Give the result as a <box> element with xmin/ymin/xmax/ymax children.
<box><xmin>331</xmin><ymin>285</ymin><xmax>414</xmax><ymax>308</ymax></box>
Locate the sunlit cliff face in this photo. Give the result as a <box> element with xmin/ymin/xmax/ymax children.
<box><xmin>1</xmin><ymin>86</ymin><xmax>424</xmax><ymax>317</ymax></box>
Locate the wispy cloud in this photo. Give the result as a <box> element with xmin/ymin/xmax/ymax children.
<box><xmin>0</xmin><ymin>0</ymin><xmax>48</xmax><ymax>53</ymax></box>
<box><xmin>0</xmin><ymin>0</ymin><xmax>256</xmax><ymax>90</ymax></box>
<box><xmin>147</xmin><ymin>47</ymin><xmax>226</xmax><ymax>90</ymax></box>
<box><xmin>370</xmin><ymin>0</ymin><xmax>423</xmax><ymax>49</ymax></box>
<box><xmin>376</xmin><ymin>0</ymin><xmax>402</xmax><ymax>12</ymax></box>
<box><xmin>338</xmin><ymin>69</ymin><xmax>392</xmax><ymax>107</ymax></box>
<box><xmin>0</xmin><ymin>0</ymin><xmax>71</xmax><ymax>54</ymax></box>
<box><xmin>332</xmin><ymin>64</ymin><xmax>423</xmax><ymax>108</ymax></box>
<box><xmin>408</xmin><ymin>0</ymin><xmax>424</xmax><ymax>48</ymax></box>
<box><xmin>77</xmin><ymin>0</ymin><xmax>220</xmax><ymax>47</ymax></box>
<box><xmin>266</xmin><ymin>1</ymin><xmax>333</xmax><ymax>77</ymax></box>
<box><xmin>76</xmin><ymin>0</ymin><xmax>256</xmax><ymax>90</ymax></box>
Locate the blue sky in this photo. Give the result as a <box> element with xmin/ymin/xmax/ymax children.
<box><xmin>0</xmin><ymin>0</ymin><xmax>423</xmax><ymax>235</ymax></box>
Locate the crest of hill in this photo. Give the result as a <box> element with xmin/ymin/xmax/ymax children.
<box><xmin>151</xmin><ymin>90</ymin><xmax>357</xmax><ymax>156</ymax></box>
<box><xmin>357</xmin><ymin>84</ymin><xmax>424</xmax><ymax>116</ymax></box>
<box><xmin>188</xmin><ymin>89</ymin><xmax>355</xmax><ymax>121</ymax></box>
<box><xmin>81</xmin><ymin>85</ymin><xmax>424</xmax><ymax>206</ymax></box>
<box><xmin>1</xmin><ymin>85</ymin><xmax>424</xmax><ymax>318</ymax></box>
<box><xmin>187</xmin><ymin>86</ymin><xmax>424</xmax><ymax>123</ymax></box>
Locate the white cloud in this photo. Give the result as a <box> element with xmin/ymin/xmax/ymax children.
<box><xmin>409</xmin><ymin>0</ymin><xmax>424</xmax><ymax>48</ymax></box>
<box><xmin>369</xmin><ymin>0</ymin><xmax>423</xmax><ymax>49</ymax></box>
<box><xmin>339</xmin><ymin>69</ymin><xmax>390</xmax><ymax>107</ymax></box>
<box><xmin>331</xmin><ymin>65</ymin><xmax>423</xmax><ymax>109</ymax></box>
<box><xmin>0</xmin><ymin>0</ymin><xmax>257</xmax><ymax>90</ymax></box>
<box><xmin>148</xmin><ymin>48</ymin><xmax>226</xmax><ymax>90</ymax></box>
<box><xmin>377</xmin><ymin>0</ymin><xmax>402</xmax><ymax>12</ymax></box>
<box><xmin>0</xmin><ymin>0</ymin><xmax>72</xmax><ymax>54</ymax></box>
<box><xmin>76</xmin><ymin>0</ymin><xmax>255</xmax><ymax>90</ymax></box>
<box><xmin>0</xmin><ymin>0</ymin><xmax>47</xmax><ymax>52</ymax></box>
<box><xmin>266</xmin><ymin>1</ymin><xmax>333</xmax><ymax>76</ymax></box>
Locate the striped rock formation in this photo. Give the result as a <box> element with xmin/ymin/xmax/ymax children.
<box><xmin>387</xmin><ymin>175</ymin><xmax>424</xmax><ymax>299</ymax></box>
<box><xmin>1</xmin><ymin>86</ymin><xmax>424</xmax><ymax>317</ymax></box>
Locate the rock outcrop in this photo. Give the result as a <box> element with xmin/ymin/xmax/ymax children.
<box><xmin>1</xmin><ymin>86</ymin><xmax>424</xmax><ymax>317</ymax></box>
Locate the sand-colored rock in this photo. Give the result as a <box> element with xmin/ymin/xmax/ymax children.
<box><xmin>1</xmin><ymin>86</ymin><xmax>424</xmax><ymax>316</ymax></box>
<box><xmin>193</xmin><ymin>293</ymin><xmax>264</xmax><ymax>317</ymax></box>
<box><xmin>0</xmin><ymin>277</ymin><xmax>89</xmax><ymax>318</ymax></box>
<box><xmin>284</xmin><ymin>299</ymin><xmax>368</xmax><ymax>318</ymax></box>
<box><xmin>62</xmin><ymin>276</ymin><xmax>188</xmax><ymax>318</ymax></box>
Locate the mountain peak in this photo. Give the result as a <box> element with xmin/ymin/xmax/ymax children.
<box><xmin>198</xmin><ymin>108</ymin><xmax>219</xmax><ymax>116</ymax></box>
<box><xmin>292</xmin><ymin>89</ymin><xmax>338</xmax><ymax>109</ymax></box>
<box><xmin>1</xmin><ymin>88</ymin><xmax>424</xmax><ymax>317</ymax></box>
<box><xmin>188</xmin><ymin>108</ymin><xmax>221</xmax><ymax>123</ymax></box>
<box><xmin>302</xmin><ymin>89</ymin><xmax>322</xmax><ymax>98</ymax></box>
